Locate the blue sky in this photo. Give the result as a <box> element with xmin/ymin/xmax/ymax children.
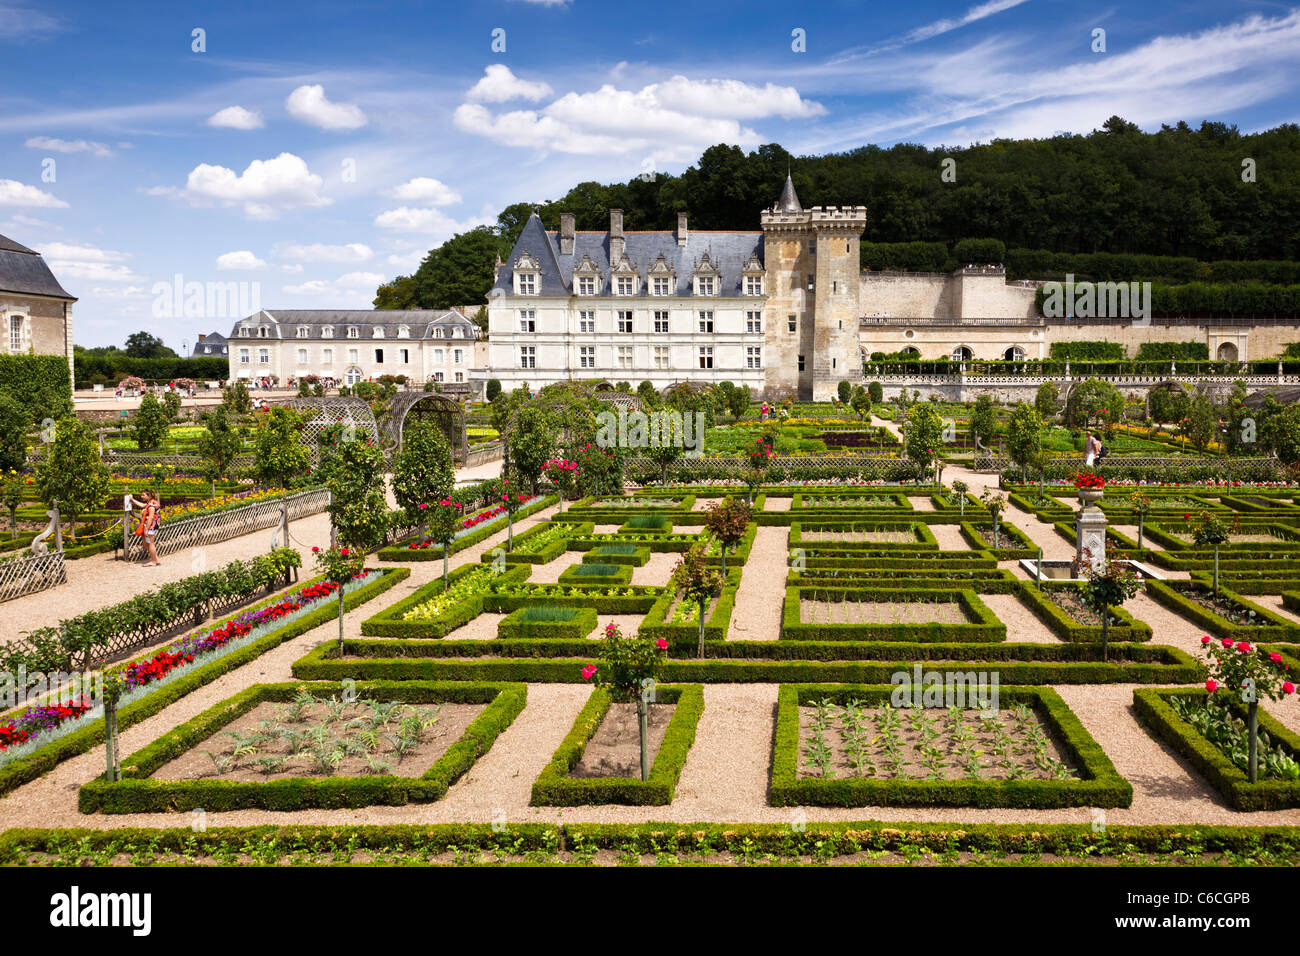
<box><xmin>1</xmin><ymin>0</ymin><xmax>1297</xmax><ymax>349</ymax></box>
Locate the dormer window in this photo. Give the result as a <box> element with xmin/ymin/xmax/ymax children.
<box><xmin>745</xmin><ymin>276</ymin><xmax>763</xmax><ymax>295</ymax></box>
<box><xmin>322</xmin><ymin>326</ymin><xmax>333</xmax><ymax>338</ymax></box>
<box><xmin>372</xmin><ymin>326</ymin><xmax>384</xmax><ymax>338</ymax></box>
<box><xmin>692</xmin><ymin>251</ymin><xmax>721</xmax><ymax>297</ymax></box>
<box><xmin>742</xmin><ymin>254</ymin><xmax>765</xmax><ymax>296</ymax></box>
<box><xmin>240</xmin><ymin>325</ymin><xmax>251</xmax><ymax>336</ymax></box>
<box><xmin>347</xmin><ymin>327</ymin><xmax>359</xmax><ymax>338</ymax></box>
<box><xmin>434</xmin><ymin>327</ymin><xmax>443</xmax><ymax>339</ymax></box>
<box><xmin>647</xmin><ymin>253</ymin><xmax>675</xmax><ymax>297</ymax></box>
<box><xmin>696</xmin><ymin>276</ymin><xmax>716</xmax><ymax>296</ymax></box>
<box><xmin>577</xmin><ymin>277</ymin><xmax>596</xmax><ymax>295</ymax></box>
<box><xmin>513</xmin><ymin>251</ymin><xmax>540</xmax><ymax>296</ymax></box>
<box><xmin>573</xmin><ymin>254</ymin><xmax>601</xmax><ymax>296</ymax></box>
<box><xmin>518</xmin><ymin>273</ymin><xmax>536</xmax><ymax>295</ymax></box>
<box><xmin>397</xmin><ymin>325</ymin><xmax>410</xmax><ymax>339</ymax></box>
<box><xmin>616</xmin><ymin>276</ymin><xmax>635</xmax><ymax>296</ymax></box>
<box><xmin>258</xmin><ymin>326</ymin><xmax>269</xmax><ymax>337</ymax></box>
<box><xmin>652</xmin><ymin>277</ymin><xmax>670</xmax><ymax>296</ymax></box>
<box><xmin>297</xmin><ymin>326</ymin><xmax>309</xmax><ymax>338</ymax></box>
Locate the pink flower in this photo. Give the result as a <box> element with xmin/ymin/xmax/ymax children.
<box><xmin>1205</xmin><ymin>679</ymin><xmax>1218</xmax><ymax>693</ymax></box>
<box><xmin>1285</xmin><ymin>682</ymin><xmax>1296</xmax><ymax>695</ymax></box>
<box><xmin>418</xmin><ymin>503</ymin><xmax>428</xmax><ymax>509</ymax></box>
<box><xmin>340</xmin><ymin>548</ymin><xmax>350</xmax><ymax>556</ymax></box>
<box><xmin>1201</xmin><ymin>636</ymin><xmax>1211</xmax><ymax>645</ymax></box>
<box><xmin>311</xmin><ymin>546</ymin><xmax>320</xmax><ymax>553</ymax></box>
<box><xmin>581</xmin><ymin>665</ymin><xmax>597</xmax><ymax>680</ymax></box>
<box><xmin>1236</xmin><ymin>641</ymin><xmax>1251</xmax><ymax>653</ymax></box>
<box><xmin>1270</xmin><ymin>652</ymin><xmax>1283</xmax><ymax>663</ymax></box>
<box><xmin>1222</xmin><ymin>638</ymin><xmax>1234</xmax><ymax>648</ymax></box>
<box><xmin>655</xmin><ymin>638</ymin><xmax>668</xmax><ymax>650</ymax></box>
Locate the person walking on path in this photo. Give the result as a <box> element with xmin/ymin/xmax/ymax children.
<box><xmin>129</xmin><ymin>489</ymin><xmax>162</xmax><ymax>567</ymax></box>
<box><xmin>1084</xmin><ymin>431</ymin><xmax>1098</xmax><ymax>467</ymax></box>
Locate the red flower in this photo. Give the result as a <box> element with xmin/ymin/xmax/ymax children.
<box><xmin>1205</xmin><ymin>679</ymin><xmax>1218</xmax><ymax>693</ymax></box>
<box><xmin>581</xmin><ymin>664</ymin><xmax>597</xmax><ymax>680</ymax></box>
<box><xmin>1285</xmin><ymin>682</ymin><xmax>1296</xmax><ymax>695</ymax></box>
<box><xmin>655</xmin><ymin>638</ymin><xmax>668</xmax><ymax>650</ymax></box>
<box><xmin>1201</xmin><ymin>636</ymin><xmax>1211</xmax><ymax>644</ymax></box>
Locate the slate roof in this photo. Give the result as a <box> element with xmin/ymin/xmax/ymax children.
<box><xmin>229</xmin><ymin>309</ymin><xmax>476</xmax><ymax>341</ymax></box>
<box><xmin>0</xmin><ymin>234</ymin><xmax>76</xmax><ymax>300</ymax></box>
<box><xmin>491</xmin><ymin>213</ymin><xmax>765</xmax><ymax>298</ymax></box>
<box><xmin>774</xmin><ymin>172</ymin><xmax>802</xmax><ymax>213</ymax></box>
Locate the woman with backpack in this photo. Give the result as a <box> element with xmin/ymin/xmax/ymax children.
<box><xmin>129</xmin><ymin>489</ymin><xmax>162</xmax><ymax>567</ymax></box>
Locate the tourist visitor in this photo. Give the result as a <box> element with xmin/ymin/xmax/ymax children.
<box><xmin>1084</xmin><ymin>431</ymin><xmax>1099</xmax><ymax>466</ymax></box>
<box><xmin>129</xmin><ymin>489</ymin><xmax>162</xmax><ymax>567</ymax></box>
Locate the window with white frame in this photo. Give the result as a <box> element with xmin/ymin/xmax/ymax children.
<box><xmin>322</xmin><ymin>348</ymin><xmax>334</xmax><ymax>365</ymax></box>
<box><xmin>746</xmin><ymin>347</ymin><xmax>762</xmax><ymax>369</ymax></box>
<box><xmin>745</xmin><ymin>275</ymin><xmax>763</xmax><ymax>296</ymax></box>
<box><xmin>652</xmin><ymin>277</ymin><xmax>671</xmax><ymax>296</ymax></box>
<box><xmin>617</xmin><ymin>345</ymin><xmax>633</xmax><ymax>369</ymax></box>
<box><xmin>7</xmin><ymin>315</ymin><xmax>21</xmax><ymax>352</ymax></box>
<box><xmin>455</xmin><ymin>371</ymin><xmax>464</xmax><ymax>383</ymax></box>
<box><xmin>400</xmin><ymin>348</ymin><xmax>410</xmax><ymax>363</ymax></box>
<box><xmin>322</xmin><ymin>326</ymin><xmax>333</xmax><ymax>338</ymax></box>
<box><xmin>398</xmin><ymin>326</ymin><xmax>410</xmax><ymax>339</ymax></box>
<box><xmin>698</xmin><ymin>311</ymin><xmax>714</xmax><ymax>333</ymax></box>
<box><xmin>579</xmin><ymin>346</ymin><xmax>595</xmax><ymax>369</ymax></box>
<box><xmin>238</xmin><ymin>348</ymin><xmax>250</xmax><ymax>365</ymax></box>
<box><xmin>258</xmin><ymin>348</ymin><xmax>269</xmax><ymax>364</ymax></box>
<box><xmin>372</xmin><ymin>327</ymin><xmax>384</xmax><ymax>338</ymax></box>
<box><xmin>453</xmin><ymin>349</ymin><xmax>463</xmax><ymax>363</ymax></box>
<box><xmin>296</xmin><ymin>326</ymin><xmax>308</xmax><ymax>338</ymax></box>
<box><xmin>434</xmin><ymin>348</ymin><xmax>444</xmax><ymax>363</ymax></box>
<box><xmin>520</xmin><ymin>346</ymin><xmax>536</xmax><ymax>368</ymax></box>
<box><xmin>434</xmin><ymin>327</ymin><xmax>443</xmax><ymax>339</ymax></box>
<box><xmin>519</xmin><ymin>310</ymin><xmax>536</xmax><ymax>333</ymax></box>
<box><xmin>578</xmin><ymin>310</ymin><xmax>595</xmax><ymax>334</ymax></box>
<box><xmin>297</xmin><ymin>348</ymin><xmax>308</xmax><ymax>364</ymax></box>
<box><xmin>240</xmin><ymin>325</ymin><xmax>251</xmax><ymax>336</ymax></box>
<box><xmin>616</xmin><ymin>276</ymin><xmax>634</xmax><ymax>296</ymax></box>
<box><xmin>746</xmin><ymin>311</ymin><xmax>762</xmax><ymax>334</ymax></box>
<box><xmin>434</xmin><ymin>371</ymin><xmax>444</xmax><ymax>382</ymax></box>
<box><xmin>518</xmin><ymin>272</ymin><xmax>536</xmax><ymax>295</ymax></box>
<box><xmin>653</xmin><ymin>311</ymin><xmax>669</xmax><ymax>333</ymax></box>
<box><xmin>348</xmin><ymin>348</ymin><xmax>359</xmax><ymax>364</ymax></box>
<box><xmin>258</xmin><ymin>326</ymin><xmax>268</xmax><ymax>338</ymax></box>
<box><xmin>653</xmin><ymin>346</ymin><xmax>669</xmax><ymax>369</ymax></box>
<box><xmin>347</xmin><ymin>327</ymin><xmax>359</xmax><ymax>338</ymax></box>
<box><xmin>697</xmin><ymin>276</ymin><xmax>716</xmax><ymax>296</ymax></box>
<box><xmin>577</xmin><ymin>276</ymin><xmax>596</xmax><ymax>296</ymax></box>
<box><xmin>698</xmin><ymin>346</ymin><xmax>714</xmax><ymax>369</ymax></box>
<box><xmin>617</xmin><ymin>311</ymin><xmax>633</xmax><ymax>333</ymax></box>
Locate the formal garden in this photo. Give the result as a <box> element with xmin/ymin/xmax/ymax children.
<box><xmin>2</xmin><ymin>380</ymin><xmax>1300</xmax><ymax>867</ymax></box>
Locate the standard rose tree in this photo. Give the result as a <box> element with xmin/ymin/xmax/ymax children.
<box><xmin>582</xmin><ymin>621</ymin><xmax>668</xmax><ymax>781</ymax></box>
<box><xmin>500</xmin><ymin>481</ymin><xmax>530</xmax><ymax>551</ymax></box>
<box><xmin>672</xmin><ymin>544</ymin><xmax>725</xmax><ymax>659</ymax></box>
<box><xmin>1191</xmin><ymin>510</ymin><xmax>1235</xmax><ymax>598</ymax></box>
<box><xmin>702</xmin><ymin>497</ymin><xmax>750</xmax><ymax>577</ymax></box>
<box><xmin>1199</xmin><ymin>635</ymin><xmax>1297</xmax><ymax>783</ymax></box>
<box><xmin>312</xmin><ymin>545</ymin><xmax>365</xmax><ymax>652</ymax></box>
<box><xmin>1080</xmin><ymin>558</ymin><xmax>1142</xmax><ymax>663</ymax></box>
<box><xmin>745</xmin><ymin>438</ymin><xmax>772</xmax><ymax>504</ymax></box>
<box><xmin>542</xmin><ymin>458</ymin><xmax>577</xmax><ymax>514</ymax></box>
<box><xmin>426</xmin><ymin>499</ymin><xmax>463</xmax><ymax>586</ymax></box>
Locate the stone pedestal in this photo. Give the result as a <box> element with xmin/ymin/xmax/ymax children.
<box><xmin>1076</xmin><ymin>492</ymin><xmax>1107</xmax><ymax>569</ymax></box>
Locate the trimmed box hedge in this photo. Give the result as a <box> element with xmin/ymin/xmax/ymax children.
<box><xmin>790</xmin><ymin>568</ymin><xmax>1020</xmax><ymax>593</ymax></box>
<box><xmin>790</xmin><ymin>520</ymin><xmax>938</xmax><ymax>552</ymax></box>
<box><xmin>359</xmin><ymin>564</ymin><xmax>531</xmax><ymax>639</ymax></box>
<box><xmin>1133</xmin><ymin>688</ymin><xmax>1300</xmax><ymax>811</ymax></box>
<box><xmin>78</xmin><ymin>680</ymin><xmax>527</xmax><ymax>813</ymax></box>
<box><xmin>497</xmin><ymin>605</ymin><xmax>598</xmax><ymax>640</ymax></box>
<box><xmin>582</xmin><ymin>543</ymin><xmax>651</xmax><ymax>566</ymax></box>
<box><xmin>782</xmin><ymin>587</ymin><xmax>1006</xmax><ymax>643</ymax></box>
<box><xmin>530</xmin><ymin>684</ymin><xmax>704</xmax><ymax>805</ymax></box>
<box><xmin>770</xmin><ymin>684</ymin><xmax>1132</xmax><ymax>809</ymax></box>
<box><xmin>377</xmin><ymin>494</ymin><xmax>558</xmax><ymax>561</ymax></box>
<box><xmin>1146</xmin><ymin>580</ymin><xmax>1300</xmax><ymax>640</ymax></box>
<box><xmin>477</xmin><ymin>520</ymin><xmax>592</xmax><ymax>565</ymax></box>
<box><xmin>958</xmin><ymin>519</ymin><xmax>1036</xmax><ymax>560</ymax></box>
<box><xmin>1019</xmin><ymin>583</ymin><xmax>1154</xmax><ymax>642</ymax></box>
<box><xmin>640</xmin><ymin>585</ymin><xmax>737</xmax><ymax>644</ymax></box>
<box><xmin>558</xmin><ymin>563</ymin><xmax>632</xmax><ymax>587</ymax></box>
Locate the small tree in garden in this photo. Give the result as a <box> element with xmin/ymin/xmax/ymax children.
<box><xmin>312</xmin><ymin>545</ymin><xmax>366</xmax><ymax>652</ymax></box>
<box><xmin>132</xmin><ymin>391</ymin><xmax>170</xmax><ymax>450</ymax></box>
<box><xmin>970</xmin><ymin>394</ymin><xmax>998</xmax><ymax>448</ymax></box>
<box><xmin>101</xmin><ymin>668</ymin><xmax>126</xmax><ymax>783</ymax></box>
<box><xmin>391</xmin><ymin>421</ymin><xmax>455</xmax><ymax>536</ymax></box>
<box><xmin>1035</xmin><ymin>380</ymin><xmax>1060</xmax><ymax>421</ymax></box>
<box><xmin>506</xmin><ymin>404</ymin><xmax>557</xmax><ymax>495</ymax></box>
<box><xmin>1079</xmin><ymin>557</ymin><xmax>1142</xmax><ymax>662</ymax></box>
<box><xmin>253</xmin><ymin>406</ymin><xmax>310</xmax><ymax>488</ymax></box>
<box><xmin>904</xmin><ymin>402</ymin><xmax>944</xmax><ymax>486</ymax></box>
<box><xmin>1191</xmin><ymin>510</ymin><xmax>1235</xmax><ymax>599</ymax></box>
<box><xmin>325</xmin><ymin>438</ymin><xmax>391</xmax><ymax>554</ymax></box>
<box><xmin>837</xmin><ymin>381</ymin><xmax>852</xmax><ymax>404</ymax></box>
<box><xmin>222</xmin><ymin>379</ymin><xmax>253</xmax><ymax>414</ymax></box>
<box><xmin>745</xmin><ymin>437</ymin><xmax>773</xmax><ymax>504</ymax></box>
<box><xmin>198</xmin><ymin>405</ymin><xmax>243</xmax><ymax>481</ymax></box>
<box><xmin>1131</xmin><ymin>490</ymin><xmax>1153</xmax><ymax>550</ymax></box>
<box><xmin>35</xmin><ymin>416</ymin><xmax>110</xmax><ymax>542</ymax></box>
<box><xmin>426</xmin><ymin>499</ymin><xmax>463</xmax><ymax>586</ymax></box>
<box><xmin>1</xmin><ymin>469</ymin><xmax>23</xmax><ymax>540</ymax></box>
<box><xmin>850</xmin><ymin>385</ymin><xmax>873</xmax><ymax>422</ymax></box>
<box><xmin>645</xmin><ymin>437</ymin><xmax>684</xmax><ymax>484</ymax></box>
<box><xmin>161</xmin><ymin>389</ymin><xmax>182</xmax><ymax>422</ymax></box>
<box><xmin>951</xmin><ymin>479</ymin><xmax>968</xmax><ymax>516</ymax></box>
<box><xmin>0</xmin><ymin>395</ymin><xmax>28</xmax><ymax>472</ymax></box>
<box><xmin>979</xmin><ymin>489</ymin><xmax>1007</xmax><ymax>550</ymax></box>
<box><xmin>703</xmin><ymin>497</ymin><xmax>751</xmax><ymax>577</ymax></box>
<box><xmin>582</xmin><ymin>621</ymin><xmax>668</xmax><ymax>781</ymax></box>
<box><xmin>725</xmin><ymin>383</ymin><xmax>750</xmax><ymax>421</ymax></box>
<box><xmin>500</xmin><ymin>481</ymin><xmax>530</xmax><ymax>552</ymax></box>
<box><xmin>672</xmin><ymin>544</ymin><xmax>724</xmax><ymax>659</ymax></box>
<box><xmin>542</xmin><ymin>458</ymin><xmax>577</xmax><ymax>513</ymax></box>
<box><xmin>1005</xmin><ymin>402</ymin><xmax>1043</xmax><ymax>483</ymax></box>
<box><xmin>1199</xmin><ymin>635</ymin><xmax>1297</xmax><ymax>783</ymax></box>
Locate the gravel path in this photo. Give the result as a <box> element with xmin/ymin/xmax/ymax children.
<box><xmin>727</xmin><ymin>526</ymin><xmax>789</xmax><ymax>641</ymax></box>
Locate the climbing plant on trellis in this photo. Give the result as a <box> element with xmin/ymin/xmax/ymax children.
<box><xmin>383</xmin><ymin>391</ymin><xmax>469</xmax><ymax>463</ymax></box>
<box><xmin>288</xmin><ymin>397</ymin><xmax>380</xmax><ymax>463</ymax></box>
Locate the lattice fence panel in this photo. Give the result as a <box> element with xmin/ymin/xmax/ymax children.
<box><xmin>0</xmin><ymin>550</ymin><xmax>67</xmax><ymax>604</ymax></box>
<box><xmin>123</xmin><ymin>488</ymin><xmax>330</xmax><ymax>560</ymax></box>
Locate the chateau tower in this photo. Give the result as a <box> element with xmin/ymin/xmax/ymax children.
<box><xmin>760</xmin><ymin>173</ymin><xmax>866</xmax><ymax>399</ymax></box>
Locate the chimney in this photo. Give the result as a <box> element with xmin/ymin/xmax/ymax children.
<box><xmin>677</xmin><ymin>211</ymin><xmax>688</xmax><ymax>246</ymax></box>
<box><xmin>559</xmin><ymin>213</ymin><xmax>575</xmax><ymax>255</ymax></box>
<box><xmin>197</xmin><ymin>333</ymin><xmax>206</xmax><ymax>342</ymax></box>
<box><xmin>609</xmin><ymin>208</ymin><xmax>624</xmax><ymax>262</ymax></box>
<box><xmin>493</xmin><ymin>252</ymin><xmax>503</xmax><ymax>282</ymax></box>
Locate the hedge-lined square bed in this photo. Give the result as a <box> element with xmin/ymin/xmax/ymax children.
<box><xmin>1146</xmin><ymin>580</ymin><xmax>1300</xmax><ymax>640</ymax></box>
<box><xmin>78</xmin><ymin>681</ymin><xmax>526</xmax><ymax>813</ymax></box>
<box><xmin>558</xmin><ymin>563</ymin><xmax>633</xmax><ymax>587</ymax></box>
<box><xmin>1020</xmin><ymin>583</ymin><xmax>1154</xmax><ymax>642</ymax></box>
<box><xmin>770</xmin><ymin>684</ymin><xmax>1130</xmax><ymax>808</ymax></box>
<box><xmin>782</xmin><ymin>587</ymin><xmax>1006</xmax><ymax>642</ymax></box>
<box><xmin>1133</xmin><ymin>688</ymin><xmax>1300</xmax><ymax>811</ymax></box>
<box><xmin>789</xmin><ymin>521</ymin><xmax>938</xmax><ymax>551</ymax></box>
<box><xmin>531</xmin><ymin>684</ymin><xmax>704</xmax><ymax>805</ymax></box>
<box><xmin>582</xmin><ymin>543</ymin><xmax>651</xmax><ymax>566</ymax></box>
<box><xmin>497</xmin><ymin>605</ymin><xmax>598</xmax><ymax>640</ymax></box>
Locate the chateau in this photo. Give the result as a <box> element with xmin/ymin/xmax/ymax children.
<box><xmin>0</xmin><ymin>233</ymin><xmax>77</xmax><ymax>382</ymax></box>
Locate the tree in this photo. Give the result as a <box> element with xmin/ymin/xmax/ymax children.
<box><xmin>161</xmin><ymin>389</ymin><xmax>182</xmax><ymax>422</ymax></box>
<box><xmin>581</xmin><ymin>621</ymin><xmax>668</xmax><ymax>781</ymax></box>
<box><xmin>198</xmin><ymin>406</ymin><xmax>243</xmax><ymax>480</ymax></box>
<box><xmin>1005</xmin><ymin>403</ymin><xmax>1043</xmax><ymax>483</ymax></box>
<box><xmin>970</xmin><ymin>394</ymin><xmax>998</xmax><ymax>447</ymax></box>
<box><xmin>1199</xmin><ymin>635</ymin><xmax>1297</xmax><ymax>783</ymax></box>
<box><xmin>0</xmin><ymin>396</ymin><xmax>27</xmax><ymax>472</ymax></box>
<box><xmin>325</xmin><ymin>438</ymin><xmax>390</xmax><ymax>551</ymax></box>
<box><xmin>1068</xmin><ymin>379</ymin><xmax>1123</xmax><ymax>431</ymax></box>
<box><xmin>1148</xmin><ymin>383</ymin><xmax>1190</xmax><ymax>425</ymax></box>
<box><xmin>837</xmin><ymin>381</ymin><xmax>853</xmax><ymax>404</ymax></box>
<box><xmin>124</xmin><ymin>331</ymin><xmax>176</xmax><ymax>359</ymax></box>
<box><xmin>372</xmin><ymin>275</ymin><xmax>420</xmax><ymax>310</ymax></box>
<box><xmin>850</xmin><ymin>385</ymin><xmax>873</xmax><ymax>421</ymax></box>
<box><xmin>672</xmin><ymin>544</ymin><xmax>725</xmax><ymax>658</ymax></box>
<box><xmin>131</xmin><ymin>392</ymin><xmax>170</xmax><ymax>450</ymax></box>
<box><xmin>1191</xmin><ymin>510</ymin><xmax>1235</xmax><ymax>598</ymax></box>
<box><xmin>223</xmin><ymin>380</ymin><xmax>252</xmax><ymax>414</ymax></box>
<box><xmin>724</xmin><ymin>383</ymin><xmax>750</xmax><ymax>420</ymax></box>
<box><xmin>867</xmin><ymin>381</ymin><xmax>884</xmax><ymax>404</ymax></box>
<box><xmin>904</xmin><ymin>402</ymin><xmax>945</xmax><ymax>484</ymax></box>
<box><xmin>1266</xmin><ymin>402</ymin><xmax>1300</xmax><ymax>466</ymax></box>
<box><xmin>1080</xmin><ymin>559</ymin><xmax>1142</xmax><ymax>662</ymax></box>
<box><xmin>425</xmin><ymin>500</ymin><xmax>464</xmax><ymax>587</ymax></box>
<box><xmin>637</xmin><ymin>381</ymin><xmax>659</xmax><ymax>408</ymax></box>
<box><xmin>1034</xmin><ymin>381</ymin><xmax>1060</xmax><ymax>420</ymax></box>
<box><xmin>979</xmin><ymin>489</ymin><xmax>1007</xmax><ymax>549</ymax></box>
<box><xmin>34</xmin><ymin>416</ymin><xmax>110</xmax><ymax>542</ymax></box>
<box><xmin>252</xmin><ymin>407</ymin><xmax>310</xmax><ymax>488</ymax></box>
<box><xmin>410</xmin><ymin>226</ymin><xmax>503</xmax><ymax>309</ymax></box>
<box><xmin>390</xmin><ymin>422</ymin><xmax>455</xmax><ymax>534</ymax></box>
<box><xmin>485</xmin><ymin>379</ymin><xmax>502</xmax><ymax>402</ymax></box>
<box><xmin>702</xmin><ymin>497</ymin><xmax>750</xmax><ymax>577</ymax></box>
<box><xmin>1179</xmin><ymin>394</ymin><xmax>1217</xmax><ymax>453</ymax></box>
<box><xmin>506</xmin><ymin>404</ymin><xmax>557</xmax><ymax>494</ymax></box>
<box><xmin>951</xmin><ymin>479</ymin><xmax>968</xmax><ymax>516</ymax></box>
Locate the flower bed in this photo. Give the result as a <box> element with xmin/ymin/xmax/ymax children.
<box><xmin>497</xmin><ymin>605</ymin><xmax>598</xmax><ymax>641</ymax></box>
<box><xmin>789</xmin><ymin>521</ymin><xmax>938</xmax><ymax>552</ymax></box>
<box><xmin>477</xmin><ymin>520</ymin><xmax>589</xmax><ymax>565</ymax></box>
<box><xmin>78</xmin><ymin>680</ymin><xmax>527</xmax><ymax>812</ymax></box>
<box><xmin>378</xmin><ymin>494</ymin><xmax>556</xmax><ymax>562</ymax></box>
<box><xmin>581</xmin><ymin>543</ymin><xmax>651</xmax><ymax>567</ymax></box>
<box><xmin>358</xmin><ymin>564</ymin><xmax>530</xmax><ymax>639</ymax></box>
<box><xmin>558</xmin><ymin>563</ymin><xmax>633</xmax><ymax>587</ymax></box>
<box><xmin>957</xmin><ymin>520</ymin><xmax>1037</xmax><ymax>560</ymax></box>
<box><xmin>1146</xmin><ymin>580</ymin><xmax>1300</xmax><ymax>640</ymax></box>
<box><xmin>1019</xmin><ymin>583</ymin><xmax>1154</xmax><ymax>642</ymax></box>
<box><xmin>782</xmin><ymin>587</ymin><xmax>1006</xmax><ymax>643</ymax></box>
<box><xmin>770</xmin><ymin>684</ymin><xmax>1131</xmax><ymax>808</ymax></box>
<box><xmin>530</xmin><ymin>685</ymin><xmax>704</xmax><ymax>806</ymax></box>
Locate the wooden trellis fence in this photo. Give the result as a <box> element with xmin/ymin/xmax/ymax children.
<box><xmin>0</xmin><ymin>550</ymin><xmax>67</xmax><ymax>604</ymax></box>
<box><xmin>122</xmin><ymin>487</ymin><xmax>330</xmax><ymax>561</ymax></box>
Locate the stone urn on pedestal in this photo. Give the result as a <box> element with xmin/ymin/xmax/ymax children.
<box><xmin>1074</xmin><ymin>477</ymin><xmax>1107</xmax><ymax>569</ymax></box>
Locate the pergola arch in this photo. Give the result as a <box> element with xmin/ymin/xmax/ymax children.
<box><xmin>288</xmin><ymin>396</ymin><xmax>380</xmax><ymax>461</ymax></box>
<box><xmin>384</xmin><ymin>391</ymin><xmax>469</xmax><ymax>463</ymax></box>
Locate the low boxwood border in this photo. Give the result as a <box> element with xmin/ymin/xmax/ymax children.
<box><xmin>789</xmin><ymin>569</ymin><xmax>1019</xmax><ymax>593</ymax></box>
<box><xmin>1019</xmin><ymin>583</ymin><xmax>1153</xmax><ymax>642</ymax></box>
<box><xmin>0</xmin><ymin>567</ymin><xmax>409</xmax><ymax>800</ymax></box>
<box><xmin>790</xmin><ymin>520</ymin><xmax>938</xmax><ymax>552</ymax></box>
<box><xmin>530</xmin><ymin>684</ymin><xmax>704</xmax><ymax>806</ymax></box>
<box><xmin>782</xmin><ymin>587</ymin><xmax>1006</xmax><ymax>643</ymax></box>
<box><xmin>558</xmin><ymin>563</ymin><xmax>633</xmax><ymax>587</ymax></box>
<box><xmin>477</xmin><ymin>520</ymin><xmax>592</xmax><ymax>565</ymax></box>
<box><xmin>1132</xmin><ymin>688</ymin><xmax>1300</xmax><ymax>811</ymax></box>
<box><xmin>359</xmin><ymin>564</ymin><xmax>531</xmax><ymax>639</ymax></box>
<box><xmin>78</xmin><ymin>680</ymin><xmax>527</xmax><ymax>813</ymax></box>
<box><xmin>639</xmin><ymin>585</ymin><xmax>737</xmax><ymax>643</ymax></box>
<box><xmin>1146</xmin><ymin>580</ymin><xmax>1300</xmax><ymax>640</ymax></box>
<box><xmin>498</xmin><ymin>605</ymin><xmax>598</xmax><ymax>640</ymax></box>
<box><xmin>958</xmin><ymin>519</ymin><xmax>1036</xmax><ymax>560</ymax></box>
<box><xmin>377</xmin><ymin>495</ymin><xmax>558</xmax><ymax>562</ymax></box>
<box><xmin>770</xmin><ymin>684</ymin><xmax>1132</xmax><ymax>809</ymax></box>
<box><xmin>582</xmin><ymin>543</ymin><xmax>651</xmax><ymax>566</ymax></box>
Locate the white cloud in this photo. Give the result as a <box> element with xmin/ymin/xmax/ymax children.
<box><xmin>454</xmin><ymin>75</ymin><xmax>823</xmax><ymax>159</ymax></box>
<box><xmin>373</xmin><ymin>207</ymin><xmax>494</xmax><ymax>246</ymax></box>
<box><xmin>207</xmin><ymin>106</ymin><xmax>265</xmax><ymax>130</ymax></box>
<box><xmin>386</xmin><ymin>249</ymin><xmax>426</xmax><ymax>270</ymax></box>
<box><xmin>0</xmin><ymin>179</ymin><xmax>67</xmax><ymax>208</ymax></box>
<box><xmin>385</xmin><ymin>177</ymin><xmax>461</xmax><ymax>205</ymax></box>
<box><xmin>906</xmin><ymin>0</ymin><xmax>1032</xmax><ymax>43</ymax></box>
<box><xmin>161</xmin><ymin>152</ymin><xmax>331</xmax><ymax>220</ymax></box>
<box><xmin>24</xmin><ymin>136</ymin><xmax>113</xmax><ymax>157</ymax></box>
<box><xmin>283</xmin><ymin>271</ymin><xmax>386</xmax><ymax>302</ymax></box>
<box><xmin>37</xmin><ymin>241</ymin><xmax>139</xmax><ymax>282</ymax></box>
<box><xmin>216</xmin><ymin>250</ymin><xmax>267</xmax><ymax>271</ymax></box>
<box><xmin>273</xmin><ymin>242</ymin><xmax>373</xmax><ymax>264</ymax></box>
<box><xmin>90</xmin><ymin>285</ymin><xmax>151</xmax><ymax>300</ymax></box>
<box><xmin>286</xmin><ymin>84</ymin><xmax>367</xmax><ymax>130</ymax></box>
<box><xmin>466</xmin><ymin>65</ymin><xmax>554</xmax><ymax>103</ymax></box>
<box><xmin>0</xmin><ymin>4</ymin><xmax>61</xmax><ymax>38</ymax></box>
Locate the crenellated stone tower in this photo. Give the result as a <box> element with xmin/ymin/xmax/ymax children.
<box><xmin>761</xmin><ymin>173</ymin><xmax>867</xmax><ymax>400</ymax></box>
